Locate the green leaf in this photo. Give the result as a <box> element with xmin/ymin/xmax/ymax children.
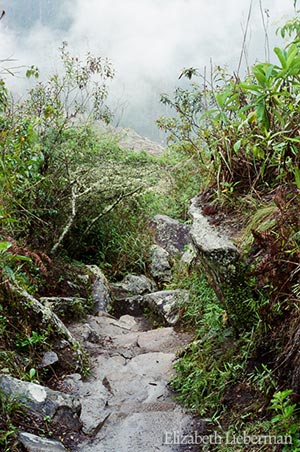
<box><xmin>271</xmin><ymin>414</ymin><xmax>282</xmax><ymax>423</ymax></box>
<box><xmin>253</xmin><ymin>65</ymin><xmax>266</xmax><ymax>86</ymax></box>
<box><xmin>265</xmin><ymin>64</ymin><xmax>275</xmax><ymax>81</ymax></box>
<box><xmin>288</xmin><ymin>56</ymin><xmax>300</xmax><ymax>74</ymax></box>
<box><xmin>215</xmin><ymin>92</ymin><xmax>225</xmax><ymax>109</ymax></box>
<box><xmin>3</xmin><ymin>266</ymin><xmax>16</xmax><ymax>281</ymax></box>
<box><xmin>283</xmin><ymin>404</ymin><xmax>296</xmax><ymax>418</ymax></box>
<box><xmin>233</xmin><ymin>140</ymin><xmax>241</xmax><ymax>154</ymax></box>
<box><xmin>240</xmin><ymin>83</ymin><xmax>262</xmax><ymax>93</ymax></box>
<box><xmin>286</xmin><ymin>44</ymin><xmax>298</xmax><ymax>69</ymax></box>
<box><xmin>274</xmin><ymin>47</ymin><xmax>287</xmax><ymax>69</ymax></box>
<box><xmin>294</xmin><ymin>167</ymin><xmax>300</xmax><ymax>189</ymax></box>
<box><xmin>256</xmin><ymin>101</ymin><xmax>269</xmax><ymax>129</ymax></box>
<box><xmin>0</xmin><ymin>241</ymin><xmax>11</xmax><ymax>253</ymax></box>
<box><xmin>14</xmin><ymin>255</ymin><xmax>32</xmax><ymax>262</ymax></box>
<box><xmin>29</xmin><ymin>368</ymin><xmax>36</xmax><ymax>380</ymax></box>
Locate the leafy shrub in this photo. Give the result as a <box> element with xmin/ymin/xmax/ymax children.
<box><xmin>158</xmin><ymin>17</ymin><xmax>300</xmax><ymax>196</ymax></box>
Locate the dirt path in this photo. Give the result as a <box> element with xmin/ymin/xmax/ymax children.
<box><xmin>65</xmin><ymin>312</ymin><xmax>194</xmax><ymax>452</ymax></box>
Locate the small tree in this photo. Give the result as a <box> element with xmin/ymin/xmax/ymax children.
<box><xmin>158</xmin><ymin>16</ymin><xmax>300</xmax><ymax>196</ymax></box>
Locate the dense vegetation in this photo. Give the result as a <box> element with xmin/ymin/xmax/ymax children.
<box><xmin>0</xmin><ymin>40</ymin><xmax>202</xmax><ymax>450</ymax></box>
<box><xmin>1</xmin><ymin>6</ymin><xmax>300</xmax><ymax>452</ymax></box>
<box><xmin>157</xmin><ymin>12</ymin><xmax>300</xmax><ymax>452</ymax></box>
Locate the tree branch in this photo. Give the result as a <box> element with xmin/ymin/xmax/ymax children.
<box><xmin>51</xmin><ymin>179</ymin><xmax>95</xmax><ymax>254</ymax></box>
<box><xmin>51</xmin><ymin>185</ymin><xmax>77</xmax><ymax>254</ymax></box>
<box><xmin>83</xmin><ymin>185</ymin><xmax>144</xmax><ymax>236</ymax></box>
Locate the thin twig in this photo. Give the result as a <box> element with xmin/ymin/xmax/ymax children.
<box><xmin>259</xmin><ymin>0</ymin><xmax>270</xmax><ymax>62</ymax></box>
<box><xmin>83</xmin><ymin>185</ymin><xmax>143</xmax><ymax>236</ymax></box>
<box><xmin>237</xmin><ymin>0</ymin><xmax>253</xmax><ymax>75</ymax></box>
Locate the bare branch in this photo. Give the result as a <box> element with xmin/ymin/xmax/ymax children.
<box><xmin>51</xmin><ymin>185</ymin><xmax>77</xmax><ymax>254</ymax></box>
<box><xmin>237</xmin><ymin>0</ymin><xmax>253</xmax><ymax>75</ymax></box>
<box><xmin>83</xmin><ymin>185</ymin><xmax>144</xmax><ymax>236</ymax></box>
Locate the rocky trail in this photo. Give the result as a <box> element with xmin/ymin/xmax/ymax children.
<box><xmin>66</xmin><ymin>312</ymin><xmax>194</xmax><ymax>452</ymax></box>
<box><xmin>0</xmin><ymin>206</ymin><xmax>238</xmax><ymax>451</ymax></box>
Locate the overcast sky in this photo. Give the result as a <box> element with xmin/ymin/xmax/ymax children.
<box><xmin>0</xmin><ymin>0</ymin><xmax>296</xmax><ymax>139</ymax></box>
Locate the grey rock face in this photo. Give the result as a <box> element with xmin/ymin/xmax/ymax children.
<box><xmin>93</xmin><ymin>120</ymin><xmax>164</xmax><ymax>156</ymax></box>
<box><xmin>143</xmin><ymin>290</ymin><xmax>189</xmax><ymax>325</ymax></box>
<box><xmin>117</xmin><ymin>314</ymin><xmax>141</xmax><ymax>331</ymax></box>
<box><xmin>74</xmin><ymin>322</ymin><xmax>101</xmax><ymax>343</ymax></box>
<box><xmin>189</xmin><ymin>196</ymin><xmax>250</xmax><ymax>328</ymax></box>
<box><xmin>86</xmin><ymin>265</ymin><xmax>112</xmax><ymax>313</ymax></box>
<box><xmin>0</xmin><ymin>375</ymin><xmax>81</xmax><ymax>428</ymax></box>
<box><xmin>189</xmin><ymin>197</ymin><xmax>239</xmax><ymax>265</ymax></box>
<box><xmin>19</xmin><ymin>432</ymin><xmax>67</xmax><ymax>452</ymax></box>
<box><xmin>110</xmin><ymin>274</ymin><xmax>156</xmax><ymax>300</ymax></box>
<box><xmin>112</xmin><ymin>290</ymin><xmax>188</xmax><ymax>326</ymax></box>
<box><xmin>150</xmin><ymin>214</ymin><xmax>191</xmax><ymax>256</ymax></box>
<box><xmin>149</xmin><ymin>245</ymin><xmax>172</xmax><ymax>283</ymax></box>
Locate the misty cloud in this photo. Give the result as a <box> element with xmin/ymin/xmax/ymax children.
<box><xmin>0</xmin><ymin>0</ymin><xmax>296</xmax><ymax>139</ymax></box>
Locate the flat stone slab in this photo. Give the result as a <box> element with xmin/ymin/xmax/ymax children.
<box><xmin>79</xmin><ymin>409</ymin><xmax>191</xmax><ymax>452</ymax></box>
<box><xmin>137</xmin><ymin>327</ymin><xmax>187</xmax><ymax>353</ymax></box>
<box><xmin>64</xmin><ymin>311</ymin><xmax>194</xmax><ymax>452</ymax></box>
<box><xmin>0</xmin><ymin>375</ymin><xmax>81</xmax><ymax>420</ymax></box>
<box><xmin>69</xmin><ymin>313</ymin><xmax>140</xmax><ymax>342</ymax></box>
<box><xmin>126</xmin><ymin>352</ymin><xmax>175</xmax><ymax>381</ymax></box>
<box><xmin>18</xmin><ymin>432</ymin><xmax>67</xmax><ymax>452</ymax></box>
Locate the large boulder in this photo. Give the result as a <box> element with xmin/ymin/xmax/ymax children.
<box><xmin>112</xmin><ymin>290</ymin><xmax>188</xmax><ymax>326</ymax></box>
<box><xmin>150</xmin><ymin>214</ymin><xmax>191</xmax><ymax>256</ymax></box>
<box><xmin>110</xmin><ymin>274</ymin><xmax>156</xmax><ymax>300</ymax></box>
<box><xmin>0</xmin><ymin>375</ymin><xmax>81</xmax><ymax>430</ymax></box>
<box><xmin>143</xmin><ymin>290</ymin><xmax>189</xmax><ymax>325</ymax></box>
<box><xmin>149</xmin><ymin>245</ymin><xmax>172</xmax><ymax>283</ymax></box>
<box><xmin>189</xmin><ymin>197</ymin><xmax>238</xmax><ymax>260</ymax></box>
<box><xmin>86</xmin><ymin>265</ymin><xmax>112</xmax><ymax>313</ymax></box>
<box><xmin>189</xmin><ymin>196</ymin><xmax>251</xmax><ymax>329</ymax></box>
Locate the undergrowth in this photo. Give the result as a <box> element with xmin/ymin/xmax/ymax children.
<box><xmin>158</xmin><ymin>8</ymin><xmax>300</xmax><ymax>450</ymax></box>
<box><xmin>169</xmin><ymin>264</ymin><xmax>300</xmax><ymax>450</ymax></box>
<box><xmin>1</xmin><ymin>6</ymin><xmax>300</xmax><ymax>451</ymax></box>
<box><xmin>169</xmin><ymin>265</ymin><xmax>257</xmax><ymax>415</ymax></box>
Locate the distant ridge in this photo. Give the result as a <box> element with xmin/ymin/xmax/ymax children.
<box><xmin>93</xmin><ymin>120</ymin><xmax>165</xmax><ymax>156</ymax></box>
